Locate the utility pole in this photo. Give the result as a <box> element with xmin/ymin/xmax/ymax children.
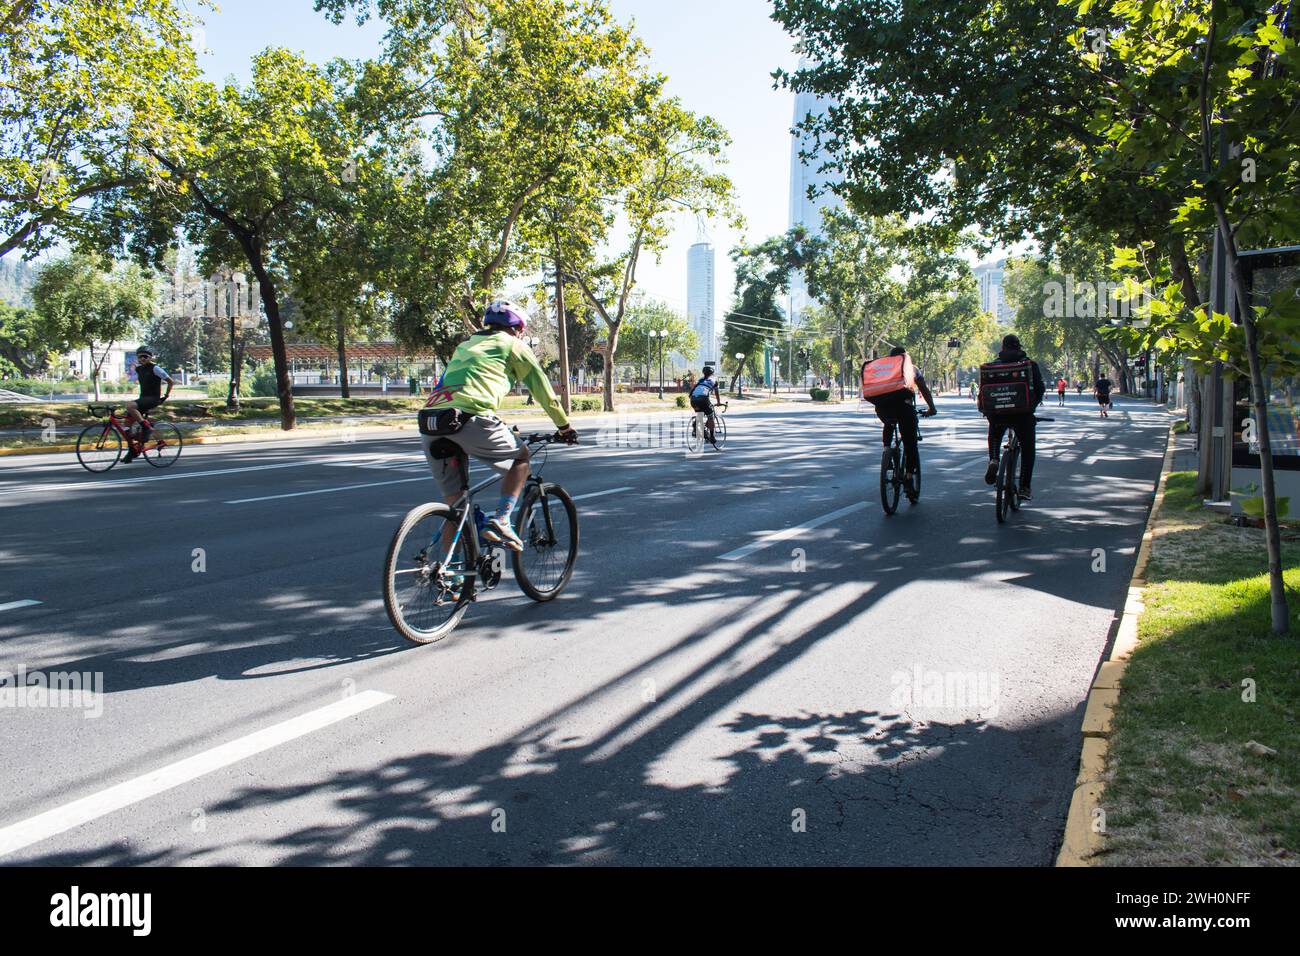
<box><xmin>552</xmin><ymin>241</ymin><xmax>571</xmax><ymax>416</ymax></box>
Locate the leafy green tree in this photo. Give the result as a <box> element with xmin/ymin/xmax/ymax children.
<box><xmin>0</xmin><ymin>302</ymin><xmax>48</xmax><ymax>376</ymax></box>
<box><xmin>31</xmin><ymin>254</ymin><xmax>155</xmax><ymax>399</ymax></box>
<box><xmin>618</xmin><ymin>301</ymin><xmax>698</xmax><ymax>386</ymax></box>
<box><xmin>0</xmin><ymin>0</ymin><xmax>201</xmax><ymax>259</ymax></box>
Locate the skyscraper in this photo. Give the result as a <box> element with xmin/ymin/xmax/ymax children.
<box><xmin>973</xmin><ymin>259</ymin><xmax>1014</xmax><ymax>325</ymax></box>
<box><xmin>787</xmin><ymin>65</ymin><xmax>845</xmax><ymax>326</ymax></box>
<box><xmin>687</xmin><ymin>240</ymin><xmax>716</xmax><ymax>367</ymax></box>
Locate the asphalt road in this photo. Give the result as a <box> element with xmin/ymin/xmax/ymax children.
<box><xmin>0</xmin><ymin>392</ymin><xmax>1168</xmax><ymax>865</ymax></box>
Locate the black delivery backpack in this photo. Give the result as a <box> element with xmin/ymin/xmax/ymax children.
<box><xmin>978</xmin><ymin>359</ymin><xmax>1034</xmax><ymax>416</ymax></box>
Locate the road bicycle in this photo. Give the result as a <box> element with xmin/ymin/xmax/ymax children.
<box><xmin>75</xmin><ymin>405</ymin><xmax>183</xmax><ymax>473</ymax></box>
<box><xmin>879</xmin><ymin>409</ymin><xmax>933</xmax><ymax>515</ymax></box>
<box><xmin>382</xmin><ymin>430</ymin><xmax>579</xmax><ymax>645</ymax></box>
<box><xmin>994</xmin><ymin>416</ymin><xmax>1053</xmax><ymax>524</ymax></box>
<box><xmin>685</xmin><ymin>401</ymin><xmax>727</xmax><ymax>453</ymax></box>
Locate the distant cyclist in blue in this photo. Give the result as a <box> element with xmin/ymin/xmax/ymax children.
<box><xmin>689</xmin><ymin>366</ymin><xmax>722</xmax><ymax>442</ymax></box>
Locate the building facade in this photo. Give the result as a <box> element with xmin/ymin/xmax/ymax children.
<box><xmin>787</xmin><ymin>71</ymin><xmax>846</xmax><ymax>327</ymax></box>
<box><xmin>973</xmin><ymin>259</ymin><xmax>1014</xmax><ymax>325</ymax></box>
<box><xmin>687</xmin><ymin>240</ymin><xmax>716</xmax><ymax>367</ymax></box>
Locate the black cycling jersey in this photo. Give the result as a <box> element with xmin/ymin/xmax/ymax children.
<box><xmin>136</xmin><ymin>362</ymin><xmax>168</xmax><ymax>400</ymax></box>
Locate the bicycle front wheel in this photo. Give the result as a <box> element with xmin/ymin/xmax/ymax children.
<box><xmin>513</xmin><ymin>482</ymin><xmax>579</xmax><ymax>601</ymax></box>
<box><xmin>907</xmin><ymin>451</ymin><xmax>922</xmax><ymax>504</ymax></box>
<box><xmin>76</xmin><ymin>424</ymin><xmax>121</xmax><ymax>473</ymax></box>
<box><xmin>383</xmin><ymin>502</ymin><xmax>475</xmax><ymax>644</ymax></box>
<box><xmin>995</xmin><ymin>446</ymin><xmax>1018</xmax><ymax>523</ymax></box>
<box><xmin>142</xmin><ymin>422</ymin><xmax>183</xmax><ymax>468</ymax></box>
<box><xmin>710</xmin><ymin>413</ymin><xmax>727</xmax><ymax>450</ymax></box>
<box><xmin>880</xmin><ymin>445</ymin><xmax>901</xmax><ymax>515</ymax></box>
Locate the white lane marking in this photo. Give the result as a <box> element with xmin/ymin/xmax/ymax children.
<box><xmin>0</xmin><ymin>460</ymin><xmax>325</xmax><ymax>498</ymax></box>
<box><xmin>226</xmin><ymin>475</ymin><xmax>429</xmax><ymax>504</ymax></box>
<box><xmin>719</xmin><ymin>502</ymin><xmax>867</xmax><ymax>562</ymax></box>
<box><xmin>0</xmin><ymin>599</ymin><xmax>41</xmax><ymax>612</ymax></box>
<box><xmin>570</xmin><ymin>486</ymin><xmax>632</xmax><ymax>501</ymax></box>
<box><xmin>0</xmin><ymin>690</ymin><xmax>395</xmax><ymax>860</ymax></box>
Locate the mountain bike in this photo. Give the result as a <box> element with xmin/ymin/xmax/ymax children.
<box><xmin>995</xmin><ymin>416</ymin><xmax>1053</xmax><ymax>523</ymax></box>
<box><xmin>382</xmin><ymin>430</ymin><xmax>579</xmax><ymax>645</ymax></box>
<box><xmin>76</xmin><ymin>405</ymin><xmax>183</xmax><ymax>473</ymax></box>
<box><xmin>685</xmin><ymin>401</ymin><xmax>727</xmax><ymax>453</ymax></box>
<box><xmin>879</xmin><ymin>409</ymin><xmax>932</xmax><ymax>515</ymax></box>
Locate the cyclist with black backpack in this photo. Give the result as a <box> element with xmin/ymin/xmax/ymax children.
<box><xmin>979</xmin><ymin>334</ymin><xmax>1046</xmax><ymax>500</ymax></box>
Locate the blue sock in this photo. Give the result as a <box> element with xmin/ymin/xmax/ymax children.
<box><xmin>496</xmin><ymin>492</ymin><xmax>519</xmax><ymax>521</ymax></box>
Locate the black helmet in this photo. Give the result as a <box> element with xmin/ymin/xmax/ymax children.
<box><xmin>888</xmin><ymin>345</ymin><xmax>907</xmax><ymax>357</ymax></box>
<box><xmin>1001</xmin><ymin>334</ymin><xmax>1021</xmax><ymax>351</ymax></box>
<box><xmin>702</xmin><ymin>366</ymin><xmax>715</xmax><ymax>376</ymax></box>
<box><xmin>137</xmin><ymin>347</ymin><xmax>154</xmax><ymax>359</ymax></box>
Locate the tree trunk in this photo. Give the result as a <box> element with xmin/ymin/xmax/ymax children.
<box><xmin>335</xmin><ymin>313</ymin><xmax>350</xmax><ymax>399</ymax></box>
<box><xmin>1213</xmin><ymin>200</ymin><xmax>1290</xmax><ymax>634</ymax></box>
<box><xmin>602</xmin><ymin>320</ymin><xmax>621</xmax><ymax>412</ymax></box>
<box><xmin>553</xmin><ymin>250</ymin><xmax>571</xmax><ymax>416</ymax></box>
<box><xmin>241</xmin><ymin>238</ymin><xmax>295</xmax><ymax>430</ymax></box>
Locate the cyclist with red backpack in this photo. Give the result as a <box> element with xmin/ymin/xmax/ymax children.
<box><xmin>979</xmin><ymin>334</ymin><xmax>1046</xmax><ymax>500</ymax></box>
<box><xmin>861</xmin><ymin>346</ymin><xmax>938</xmax><ymax>482</ymax></box>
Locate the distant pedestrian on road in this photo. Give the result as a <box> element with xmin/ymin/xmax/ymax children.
<box><xmin>1094</xmin><ymin>376</ymin><xmax>1113</xmax><ymax>418</ymax></box>
<box><xmin>1056</xmin><ymin>377</ymin><xmax>1067</xmax><ymax>406</ymax></box>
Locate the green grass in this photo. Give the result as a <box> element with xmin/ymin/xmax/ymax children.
<box><xmin>1102</xmin><ymin>471</ymin><xmax>1300</xmax><ymax>866</ymax></box>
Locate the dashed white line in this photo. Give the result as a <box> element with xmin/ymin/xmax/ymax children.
<box><xmin>719</xmin><ymin>502</ymin><xmax>868</xmax><ymax>561</ymax></box>
<box><xmin>571</xmin><ymin>486</ymin><xmax>632</xmax><ymax>501</ymax></box>
<box><xmin>0</xmin><ymin>690</ymin><xmax>395</xmax><ymax>860</ymax></box>
<box><xmin>0</xmin><ymin>599</ymin><xmax>41</xmax><ymax>612</ymax></box>
<box><xmin>226</xmin><ymin>475</ymin><xmax>429</xmax><ymax>504</ymax></box>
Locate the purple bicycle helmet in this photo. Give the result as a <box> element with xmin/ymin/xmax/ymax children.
<box><xmin>484</xmin><ymin>300</ymin><xmax>529</xmax><ymax>330</ymax></box>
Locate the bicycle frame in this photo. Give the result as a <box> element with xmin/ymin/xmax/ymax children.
<box><xmin>430</xmin><ymin>435</ymin><xmax>555</xmax><ymax>569</ymax></box>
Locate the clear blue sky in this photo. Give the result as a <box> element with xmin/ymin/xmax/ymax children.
<box><xmin>187</xmin><ymin>0</ymin><xmax>801</xmax><ymax>314</ymax></box>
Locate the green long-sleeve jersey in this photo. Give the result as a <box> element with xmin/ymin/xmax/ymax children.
<box><xmin>426</xmin><ymin>329</ymin><xmax>568</xmax><ymax>427</ymax></box>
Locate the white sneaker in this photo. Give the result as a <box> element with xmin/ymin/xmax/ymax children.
<box><xmin>481</xmin><ymin>515</ymin><xmax>524</xmax><ymax>552</ymax></box>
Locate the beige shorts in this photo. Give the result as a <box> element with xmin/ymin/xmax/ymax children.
<box><xmin>422</xmin><ymin>414</ymin><xmax>526</xmax><ymax>497</ymax></box>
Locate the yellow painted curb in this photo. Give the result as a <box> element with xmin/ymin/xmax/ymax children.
<box><xmin>1056</xmin><ymin>418</ymin><xmax>1178</xmax><ymax>867</ymax></box>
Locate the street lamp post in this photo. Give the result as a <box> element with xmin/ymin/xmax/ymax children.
<box><xmin>735</xmin><ymin>351</ymin><xmax>745</xmax><ymax>398</ymax></box>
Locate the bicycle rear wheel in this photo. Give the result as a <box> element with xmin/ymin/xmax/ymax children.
<box><xmin>880</xmin><ymin>444</ymin><xmax>901</xmax><ymax>515</ymax></box>
<box><xmin>383</xmin><ymin>502</ymin><xmax>475</xmax><ymax>644</ymax></box>
<box><xmin>513</xmin><ymin>482</ymin><xmax>579</xmax><ymax>601</ymax></box>
<box><xmin>995</xmin><ymin>445</ymin><xmax>1019</xmax><ymax>523</ymax></box>
<box><xmin>684</xmin><ymin>414</ymin><xmax>704</xmax><ymax>453</ymax></box>
<box><xmin>76</xmin><ymin>424</ymin><xmax>121</xmax><ymax>473</ymax></box>
<box><xmin>142</xmin><ymin>422</ymin><xmax>183</xmax><ymax>468</ymax></box>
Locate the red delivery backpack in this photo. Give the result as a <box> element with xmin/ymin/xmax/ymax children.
<box><xmin>978</xmin><ymin>359</ymin><xmax>1034</xmax><ymax>416</ymax></box>
<box><xmin>861</xmin><ymin>354</ymin><xmax>916</xmax><ymax>401</ymax></box>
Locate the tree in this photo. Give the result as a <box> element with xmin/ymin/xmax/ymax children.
<box><xmin>1066</xmin><ymin>0</ymin><xmax>1300</xmax><ymax>633</ymax></box>
<box><xmin>103</xmin><ymin>49</ymin><xmax>372</xmax><ymax>428</ymax></box>
<box><xmin>0</xmin><ymin>302</ymin><xmax>48</xmax><ymax>377</ymax></box>
<box><xmin>618</xmin><ymin>301</ymin><xmax>698</xmax><ymax>386</ymax></box>
<box><xmin>0</xmin><ymin>0</ymin><xmax>200</xmax><ymax>260</ymax></box>
<box><xmin>723</xmin><ymin>234</ymin><xmax>803</xmax><ymax>388</ymax></box>
<box><xmin>566</xmin><ymin>94</ymin><xmax>739</xmax><ymax>410</ymax></box>
<box><xmin>31</xmin><ymin>254</ymin><xmax>155</xmax><ymax>399</ymax></box>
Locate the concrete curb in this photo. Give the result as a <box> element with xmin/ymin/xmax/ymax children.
<box><xmin>1056</xmin><ymin>417</ymin><xmax>1178</xmax><ymax>866</ymax></box>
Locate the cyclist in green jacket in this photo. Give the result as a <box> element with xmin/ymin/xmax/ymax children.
<box><xmin>421</xmin><ymin>300</ymin><xmax>576</xmax><ymax>551</ymax></box>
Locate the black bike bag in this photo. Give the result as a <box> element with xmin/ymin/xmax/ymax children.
<box><xmin>418</xmin><ymin>407</ymin><xmax>466</xmax><ymax>437</ymax></box>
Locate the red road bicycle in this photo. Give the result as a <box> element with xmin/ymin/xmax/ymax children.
<box><xmin>75</xmin><ymin>405</ymin><xmax>183</xmax><ymax>473</ymax></box>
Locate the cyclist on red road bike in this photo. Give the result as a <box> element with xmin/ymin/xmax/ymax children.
<box><xmin>863</xmin><ymin>346</ymin><xmax>938</xmax><ymax>480</ymax></box>
<box><xmin>121</xmin><ymin>347</ymin><xmax>172</xmax><ymax>464</ymax></box>
<box><xmin>419</xmin><ymin>300</ymin><xmax>576</xmax><ymax>552</ymax></box>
